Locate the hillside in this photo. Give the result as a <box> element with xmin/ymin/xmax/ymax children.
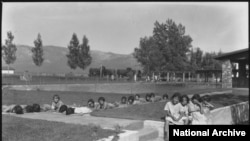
<box><xmin>1</xmin><ymin>45</ymin><xmax>141</xmax><ymax>75</ymax></box>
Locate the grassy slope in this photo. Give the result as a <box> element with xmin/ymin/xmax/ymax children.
<box><xmin>91</xmin><ymin>93</ymin><xmax>249</xmax><ymax>121</ymax></box>
<box><xmin>2</xmin><ymin>115</ymin><xmax>115</xmax><ymax>141</ymax></box>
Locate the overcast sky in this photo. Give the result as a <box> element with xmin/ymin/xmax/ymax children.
<box><xmin>2</xmin><ymin>2</ymin><xmax>248</xmax><ymax>54</ymax></box>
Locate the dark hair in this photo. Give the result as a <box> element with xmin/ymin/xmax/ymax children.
<box><xmin>128</xmin><ymin>96</ymin><xmax>134</xmax><ymax>104</ymax></box>
<box><xmin>32</xmin><ymin>104</ymin><xmax>41</xmax><ymax>112</ymax></box>
<box><xmin>59</xmin><ymin>105</ymin><xmax>68</xmax><ymax>113</ymax></box>
<box><xmin>13</xmin><ymin>105</ymin><xmax>24</xmax><ymax>114</ymax></box>
<box><xmin>25</xmin><ymin>105</ymin><xmax>34</xmax><ymax>113</ymax></box>
<box><xmin>88</xmin><ymin>99</ymin><xmax>94</xmax><ymax>104</ymax></box>
<box><xmin>88</xmin><ymin>99</ymin><xmax>95</xmax><ymax>108</ymax></box>
<box><xmin>191</xmin><ymin>94</ymin><xmax>201</xmax><ymax>102</ymax></box>
<box><xmin>135</xmin><ymin>94</ymin><xmax>140</xmax><ymax>98</ymax></box>
<box><xmin>66</xmin><ymin>107</ymin><xmax>75</xmax><ymax>115</ymax></box>
<box><xmin>162</xmin><ymin>94</ymin><xmax>168</xmax><ymax>99</ymax></box>
<box><xmin>171</xmin><ymin>92</ymin><xmax>181</xmax><ymax>100</ymax></box>
<box><xmin>145</xmin><ymin>93</ymin><xmax>151</xmax><ymax>102</ymax></box>
<box><xmin>53</xmin><ymin>94</ymin><xmax>60</xmax><ymax>100</ymax></box>
<box><xmin>201</xmin><ymin>95</ymin><xmax>211</xmax><ymax>102</ymax></box>
<box><xmin>98</xmin><ymin>97</ymin><xmax>105</xmax><ymax>102</ymax></box>
<box><xmin>180</xmin><ymin>95</ymin><xmax>190</xmax><ymax>103</ymax></box>
<box><xmin>121</xmin><ymin>96</ymin><xmax>127</xmax><ymax>104</ymax></box>
<box><xmin>150</xmin><ymin>93</ymin><xmax>155</xmax><ymax>97</ymax></box>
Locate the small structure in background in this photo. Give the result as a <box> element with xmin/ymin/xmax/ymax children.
<box><xmin>215</xmin><ymin>48</ymin><xmax>249</xmax><ymax>88</ymax></box>
<box><xmin>2</xmin><ymin>66</ymin><xmax>15</xmax><ymax>75</ymax></box>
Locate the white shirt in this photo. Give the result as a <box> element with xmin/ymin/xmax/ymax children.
<box><xmin>164</xmin><ymin>102</ymin><xmax>182</xmax><ymax>119</ymax></box>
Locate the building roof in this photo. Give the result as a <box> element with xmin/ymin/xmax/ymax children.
<box><xmin>214</xmin><ymin>48</ymin><xmax>249</xmax><ymax>61</ymax></box>
<box><xmin>2</xmin><ymin>66</ymin><xmax>15</xmax><ymax>70</ymax></box>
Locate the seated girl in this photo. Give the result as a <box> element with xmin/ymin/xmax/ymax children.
<box><xmin>51</xmin><ymin>95</ymin><xmax>64</xmax><ymax>112</ymax></box>
<box><xmin>179</xmin><ymin>95</ymin><xmax>191</xmax><ymax>125</ymax></box>
<box><xmin>164</xmin><ymin>92</ymin><xmax>185</xmax><ymax>141</ymax></box>
<box><xmin>188</xmin><ymin>94</ymin><xmax>208</xmax><ymax>125</ymax></box>
<box><xmin>164</xmin><ymin>92</ymin><xmax>187</xmax><ymax>125</ymax></box>
<box><xmin>201</xmin><ymin>95</ymin><xmax>214</xmax><ymax>110</ymax></box>
<box><xmin>201</xmin><ymin>95</ymin><xmax>214</xmax><ymax>124</ymax></box>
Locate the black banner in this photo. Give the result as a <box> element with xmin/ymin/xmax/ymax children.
<box><xmin>169</xmin><ymin>125</ymin><xmax>249</xmax><ymax>141</ymax></box>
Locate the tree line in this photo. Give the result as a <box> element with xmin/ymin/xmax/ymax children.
<box><xmin>89</xmin><ymin>66</ymin><xmax>142</xmax><ymax>79</ymax></box>
<box><xmin>2</xmin><ymin>19</ymin><xmax>223</xmax><ymax>78</ymax></box>
<box><xmin>2</xmin><ymin>32</ymin><xmax>92</xmax><ymax>75</ymax></box>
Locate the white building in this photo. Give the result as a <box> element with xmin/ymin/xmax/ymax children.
<box><xmin>2</xmin><ymin>66</ymin><xmax>15</xmax><ymax>75</ymax></box>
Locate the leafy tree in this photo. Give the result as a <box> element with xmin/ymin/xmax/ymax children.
<box><xmin>134</xmin><ymin>19</ymin><xmax>193</xmax><ymax>74</ymax></box>
<box><xmin>31</xmin><ymin>33</ymin><xmax>44</xmax><ymax>67</ymax></box>
<box><xmin>31</xmin><ymin>33</ymin><xmax>44</xmax><ymax>84</ymax></box>
<box><xmin>2</xmin><ymin>31</ymin><xmax>17</xmax><ymax>70</ymax></box>
<box><xmin>133</xmin><ymin>36</ymin><xmax>165</xmax><ymax>75</ymax></box>
<box><xmin>66</xmin><ymin>33</ymin><xmax>92</xmax><ymax>72</ymax></box>
<box><xmin>190</xmin><ymin>47</ymin><xmax>203</xmax><ymax>70</ymax></box>
<box><xmin>78</xmin><ymin>35</ymin><xmax>92</xmax><ymax>70</ymax></box>
<box><xmin>66</xmin><ymin>33</ymin><xmax>80</xmax><ymax>69</ymax></box>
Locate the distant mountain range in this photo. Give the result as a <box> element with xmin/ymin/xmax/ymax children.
<box><xmin>1</xmin><ymin>45</ymin><xmax>141</xmax><ymax>75</ymax></box>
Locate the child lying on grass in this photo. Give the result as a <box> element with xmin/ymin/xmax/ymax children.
<box><xmin>114</xmin><ymin>96</ymin><xmax>129</xmax><ymax>108</ymax></box>
<box><xmin>150</xmin><ymin>93</ymin><xmax>162</xmax><ymax>102</ymax></box>
<box><xmin>96</xmin><ymin>97</ymin><xmax>116</xmax><ymax>110</ymax></box>
<box><xmin>2</xmin><ymin>104</ymin><xmax>42</xmax><ymax>114</ymax></box>
<box><xmin>133</xmin><ymin>94</ymin><xmax>147</xmax><ymax>104</ymax></box>
<box><xmin>161</xmin><ymin>93</ymin><xmax>169</xmax><ymax>102</ymax></box>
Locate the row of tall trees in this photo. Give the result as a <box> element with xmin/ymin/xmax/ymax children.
<box><xmin>2</xmin><ymin>32</ymin><xmax>92</xmax><ymax>77</ymax></box>
<box><xmin>133</xmin><ymin>19</ymin><xmax>222</xmax><ymax>75</ymax></box>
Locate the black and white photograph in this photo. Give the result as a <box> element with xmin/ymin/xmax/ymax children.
<box><xmin>1</xmin><ymin>2</ymin><xmax>249</xmax><ymax>141</ymax></box>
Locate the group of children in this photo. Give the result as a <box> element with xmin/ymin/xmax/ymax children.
<box><xmin>2</xmin><ymin>92</ymin><xmax>169</xmax><ymax>115</ymax></box>
<box><xmin>164</xmin><ymin>92</ymin><xmax>214</xmax><ymax>140</ymax></box>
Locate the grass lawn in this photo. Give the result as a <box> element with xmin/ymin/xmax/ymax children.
<box><xmin>91</xmin><ymin>93</ymin><xmax>249</xmax><ymax>121</ymax></box>
<box><xmin>2</xmin><ymin>115</ymin><xmax>115</xmax><ymax>141</ymax></box>
<box><xmin>2</xmin><ymin>88</ymin><xmax>229</xmax><ymax>106</ymax></box>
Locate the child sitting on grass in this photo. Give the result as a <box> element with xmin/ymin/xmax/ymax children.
<box><xmin>51</xmin><ymin>95</ymin><xmax>64</xmax><ymax>112</ymax></box>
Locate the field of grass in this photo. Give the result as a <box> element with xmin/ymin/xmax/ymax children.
<box><xmin>2</xmin><ymin>75</ymin><xmax>135</xmax><ymax>85</ymax></box>
<box><xmin>2</xmin><ymin>115</ymin><xmax>115</xmax><ymax>141</ymax></box>
<box><xmin>91</xmin><ymin>93</ymin><xmax>249</xmax><ymax>121</ymax></box>
<box><xmin>2</xmin><ymin>88</ymin><xmax>229</xmax><ymax>106</ymax></box>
